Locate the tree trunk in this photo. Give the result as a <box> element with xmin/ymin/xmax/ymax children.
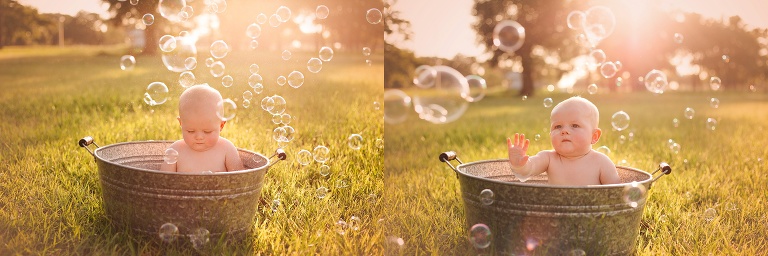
<box><xmin>142</xmin><ymin>23</ymin><xmax>157</xmax><ymax>55</ymax></box>
<box><xmin>519</xmin><ymin>50</ymin><xmax>535</xmax><ymax>96</ymax></box>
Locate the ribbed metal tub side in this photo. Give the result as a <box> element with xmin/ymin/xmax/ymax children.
<box><xmin>456</xmin><ymin>159</ymin><xmax>652</xmax><ymax>255</ymax></box>
<box><xmin>93</xmin><ymin>141</ymin><xmax>269</xmax><ymax>240</ymax></box>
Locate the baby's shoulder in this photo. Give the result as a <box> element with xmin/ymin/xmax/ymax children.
<box><xmin>590</xmin><ymin>149</ymin><xmax>615</xmax><ymax>166</ymax></box>
<box><xmin>168</xmin><ymin>139</ymin><xmax>188</xmax><ymax>149</ymax></box>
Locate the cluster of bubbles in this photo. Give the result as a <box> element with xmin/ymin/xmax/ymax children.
<box><xmin>157</xmin><ymin>223</ymin><xmax>210</xmax><ymax>249</ymax></box>
<box><xmin>567</xmin><ymin>7</ymin><xmax>622</xmax><ymax>80</ymax></box>
<box><xmin>385</xmin><ymin>65</ymin><xmax>488</xmax><ymax>125</ymax></box>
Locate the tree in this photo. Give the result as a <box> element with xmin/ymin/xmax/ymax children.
<box><xmin>383</xmin><ymin>0</ymin><xmax>415</xmax><ymax>88</ymax></box>
<box><xmin>0</xmin><ymin>0</ymin><xmax>53</xmax><ymax>48</ymax></box>
<box><xmin>472</xmin><ymin>0</ymin><xmax>586</xmax><ymax>96</ymax></box>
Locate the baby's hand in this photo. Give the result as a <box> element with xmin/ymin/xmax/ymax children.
<box><xmin>507</xmin><ymin>133</ymin><xmax>530</xmax><ymax>168</ymax></box>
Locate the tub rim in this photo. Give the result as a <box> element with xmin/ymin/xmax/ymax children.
<box><xmin>454</xmin><ymin>158</ymin><xmax>654</xmax><ymax>189</ymax></box>
<box><xmin>92</xmin><ymin>140</ymin><xmax>271</xmax><ymax>176</ymax></box>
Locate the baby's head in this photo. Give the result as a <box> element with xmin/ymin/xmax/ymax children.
<box><xmin>549</xmin><ymin>96</ymin><xmax>602</xmax><ymax>157</ymax></box>
<box><xmin>177</xmin><ymin>84</ymin><xmax>225</xmax><ymax>152</ymax></box>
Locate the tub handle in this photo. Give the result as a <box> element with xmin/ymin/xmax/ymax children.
<box><xmin>78</xmin><ymin>136</ymin><xmax>99</xmax><ymax>157</ymax></box>
<box><xmin>267</xmin><ymin>148</ymin><xmax>287</xmax><ymax>168</ymax></box>
<box><xmin>439</xmin><ymin>151</ymin><xmax>463</xmax><ymax>173</ymax></box>
<box><xmin>650</xmin><ymin>162</ymin><xmax>672</xmax><ymax>183</ymax></box>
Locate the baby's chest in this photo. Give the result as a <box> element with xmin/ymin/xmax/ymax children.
<box><xmin>546</xmin><ymin>158</ymin><xmax>601</xmax><ymax>182</ymax></box>
<box><xmin>178</xmin><ymin>151</ymin><xmax>227</xmax><ymax>173</ymax></box>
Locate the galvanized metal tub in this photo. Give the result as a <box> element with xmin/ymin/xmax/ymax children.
<box><xmin>78</xmin><ymin>136</ymin><xmax>286</xmax><ymax>241</ymax></box>
<box><xmin>439</xmin><ymin>151</ymin><xmax>671</xmax><ymax>255</ymax></box>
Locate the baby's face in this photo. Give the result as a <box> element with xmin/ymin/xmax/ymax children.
<box><xmin>549</xmin><ymin>103</ymin><xmax>597</xmax><ymax>157</ymax></box>
<box><xmin>179</xmin><ymin>113</ymin><xmax>222</xmax><ymax>152</ymax></box>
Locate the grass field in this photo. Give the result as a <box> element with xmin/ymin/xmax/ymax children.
<box><xmin>0</xmin><ymin>45</ymin><xmax>383</xmax><ymax>254</ymax></box>
<box><xmin>383</xmin><ymin>88</ymin><xmax>768</xmax><ymax>254</ymax></box>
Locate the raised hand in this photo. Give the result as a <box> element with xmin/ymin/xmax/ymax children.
<box><xmin>507</xmin><ymin>133</ymin><xmax>530</xmax><ymax>168</ymax></box>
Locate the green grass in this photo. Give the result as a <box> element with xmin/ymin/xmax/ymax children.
<box><xmin>0</xmin><ymin>45</ymin><xmax>384</xmax><ymax>254</ymax></box>
<box><xmin>383</xmin><ymin>89</ymin><xmax>768</xmax><ymax>254</ymax></box>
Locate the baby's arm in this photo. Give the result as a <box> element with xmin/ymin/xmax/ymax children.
<box><xmin>222</xmin><ymin>138</ymin><xmax>245</xmax><ymax>171</ymax></box>
<box><xmin>598</xmin><ymin>153</ymin><xmax>621</xmax><ymax>184</ymax></box>
<box><xmin>507</xmin><ymin>133</ymin><xmax>548</xmax><ymax>177</ymax></box>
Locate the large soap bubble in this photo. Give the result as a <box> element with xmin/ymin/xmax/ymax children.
<box><xmin>383</xmin><ymin>89</ymin><xmax>411</xmax><ymax>125</ymax></box>
<box><xmin>411</xmin><ymin>66</ymin><xmax>470</xmax><ymax>124</ymax></box>
<box><xmin>492</xmin><ymin>20</ymin><xmax>525</xmax><ymax>53</ymax></box>
<box><xmin>158</xmin><ymin>0</ymin><xmax>186</xmax><ymax>23</ymax></box>
<box><xmin>161</xmin><ymin>36</ymin><xmax>197</xmax><ymax>72</ymax></box>
<box><xmin>584</xmin><ymin>6</ymin><xmax>616</xmax><ymax>46</ymax></box>
<box><xmin>644</xmin><ymin>69</ymin><xmax>668</xmax><ymax>94</ymax></box>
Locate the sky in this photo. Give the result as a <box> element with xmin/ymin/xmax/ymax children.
<box><xmin>389</xmin><ymin>0</ymin><xmax>768</xmax><ymax>59</ymax></box>
<box><xmin>19</xmin><ymin>0</ymin><xmax>111</xmax><ymax>18</ymax></box>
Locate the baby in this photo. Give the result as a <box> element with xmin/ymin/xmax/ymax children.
<box><xmin>160</xmin><ymin>84</ymin><xmax>244</xmax><ymax>173</ymax></box>
<box><xmin>507</xmin><ymin>96</ymin><xmax>620</xmax><ymax>185</ymax></box>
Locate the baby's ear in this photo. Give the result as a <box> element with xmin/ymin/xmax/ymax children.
<box><xmin>220</xmin><ymin>120</ymin><xmax>227</xmax><ymax>131</ymax></box>
<box><xmin>591</xmin><ymin>128</ymin><xmax>602</xmax><ymax>144</ymax></box>
<box><xmin>177</xmin><ymin>116</ymin><xmax>182</xmax><ymax>127</ymax></box>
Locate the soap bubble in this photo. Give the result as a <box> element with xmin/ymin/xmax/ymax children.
<box><xmin>319</xmin><ymin>164</ymin><xmax>330</xmax><ymax>177</ymax></box>
<box><xmin>335</xmin><ymin>179</ymin><xmax>348</xmax><ymax>188</ymax></box>
<box><xmin>348</xmin><ymin>134</ymin><xmax>363</xmax><ymax>150</ymax></box>
<box><xmin>189</xmin><ymin>227</ymin><xmax>210</xmax><ymax>250</ymax></box>
<box><xmin>277</xmin><ymin>76</ymin><xmax>287</xmax><ymax>86</ymax></box>
<box><xmin>144</xmin><ymin>82</ymin><xmax>169</xmax><ymax>106</ymax></box>
<box><xmin>674</xmin><ymin>33</ymin><xmax>684</xmax><ymax>44</ymax></box>
<box><xmin>319</xmin><ymin>46</ymin><xmax>334</xmax><ymax>61</ymax></box>
<box><xmin>479</xmin><ymin>189</ymin><xmax>494</xmax><ymax>205</ymax></box>
<box><xmin>710</xmin><ymin>77</ymin><xmax>722</xmax><ymax>91</ymax></box>
<box><xmin>210</xmin><ymin>61</ymin><xmax>225</xmax><ymax>77</ymax></box>
<box><xmin>587</xmin><ymin>83</ymin><xmax>598</xmax><ymax>94</ymax></box>
<box><xmin>253</xmin><ymin>84</ymin><xmax>264</xmax><ymax>94</ymax></box>
<box><xmin>362</xmin><ymin>47</ymin><xmax>372</xmax><ymax>56</ymax></box>
<box><xmin>611</xmin><ymin>111</ymin><xmax>630</xmax><ymax>131</ymax></box>
<box><xmin>589</xmin><ymin>49</ymin><xmax>606</xmax><ymax>67</ymax></box>
<box><xmin>248</xmin><ymin>74</ymin><xmax>263</xmax><ymax>88</ymax></box>
<box><xmin>287</xmin><ymin>71</ymin><xmax>304</xmax><ymax>88</ymax></box>
<box><xmin>161</xmin><ymin>36</ymin><xmax>197</xmax><ymax>72</ymax></box>
<box><xmin>615</xmin><ymin>61</ymin><xmax>623</xmax><ymax>70</ymax></box>
<box><xmin>158</xmin><ymin>223</ymin><xmax>179</xmax><ymax>242</ymax></box>
<box><xmin>469</xmin><ymin>223</ymin><xmax>492</xmax><ymax>249</ymax></box>
<box><xmin>242</xmin><ymin>99</ymin><xmax>250</xmax><ymax>109</ymax></box>
<box><xmin>316</xmin><ymin>5</ymin><xmax>330</xmax><ymax>19</ymax></box>
<box><xmin>256</xmin><ymin>13</ymin><xmax>267</xmax><ymax>24</ymax></box>
<box><xmin>249</xmin><ymin>40</ymin><xmax>259</xmax><ymax>49</ymax></box>
<box><xmin>566</xmin><ymin>11</ymin><xmax>586</xmax><ymax>30</ymax></box>
<box><xmin>384</xmin><ymin>89</ymin><xmax>412</xmax><ymax>124</ymax></box>
<box><xmin>272</xmin><ymin>127</ymin><xmax>286</xmax><ymax>142</ymax></box>
<box><xmin>375</xmin><ymin>138</ymin><xmax>384</xmax><ymax>149</ymax></box>
<box><xmin>142</xmin><ymin>13</ymin><xmax>154</xmax><ymax>25</ymax></box>
<box><xmin>296</xmin><ymin>149</ymin><xmax>312</xmax><ymax>166</ymax></box>
<box><xmin>600</xmin><ymin>62</ymin><xmax>618</xmax><ymax>78</ymax></box>
<box><xmin>583</xmin><ymin>6</ymin><xmax>616</xmax><ymax>45</ymax></box>
<box><xmin>622</xmin><ymin>182</ymin><xmax>647</xmax><ymax>208</ymax></box>
<box><xmin>242</xmin><ymin>91</ymin><xmax>253</xmax><ymax>101</ymax></box>
<box><xmin>120</xmin><ymin>55</ymin><xmax>135</xmax><ymax>71</ymax></box>
<box><xmin>216</xmin><ymin>98</ymin><xmax>236</xmax><ymax>121</ymax></box>
<box><xmin>178</xmin><ymin>71</ymin><xmax>195</xmax><ymax>88</ymax></box>
<box><xmin>282</xmin><ymin>50</ymin><xmax>292</xmax><ymax>60</ymax></box>
<box><xmin>246</xmin><ymin>23</ymin><xmax>261</xmax><ymax>39</ymax></box>
<box><xmin>180</xmin><ymin>5</ymin><xmax>193</xmax><ymax>18</ymax></box>
<box><xmin>249</xmin><ymin>64</ymin><xmax>260</xmax><ymax>74</ymax></box>
<box><xmin>184</xmin><ymin>57</ymin><xmax>197</xmax><ymax>70</ymax></box>
<box><xmin>280</xmin><ymin>113</ymin><xmax>291</xmax><ymax>125</ymax></box>
<box><xmin>569</xmin><ymin>249</ymin><xmax>587</xmax><ymax>256</ymax></box>
<box><xmin>210</xmin><ymin>40</ymin><xmax>229</xmax><ymax>59</ymax></box>
<box><xmin>492</xmin><ymin>20</ymin><xmax>525</xmax><ymax>53</ymax></box>
<box><xmin>261</xmin><ymin>97</ymin><xmax>275</xmax><ymax>111</ymax></box>
<box><xmin>412</xmin><ymin>66</ymin><xmax>470</xmax><ymax>124</ymax></box>
<box><xmin>706</xmin><ymin>118</ymin><xmax>717</xmax><ymax>131</ymax></box>
<box><xmin>158</xmin><ymin>0</ymin><xmax>185</xmax><ymax>22</ymax></box>
<box><xmin>684</xmin><ymin>107</ymin><xmax>695</xmax><ymax>119</ymax></box>
<box><xmin>619</xmin><ymin>135</ymin><xmax>627</xmax><ymax>144</ymax></box>
<box><xmin>307</xmin><ymin>58</ymin><xmax>323</xmax><ymax>73</ymax></box>
<box><xmin>276</xmin><ymin>6</ymin><xmax>291</xmax><ymax>22</ymax></box>
<box><xmin>269</xmin><ymin>95</ymin><xmax>286</xmax><ymax>115</ymax></box>
<box><xmin>670</xmin><ymin>142</ymin><xmax>681</xmax><ymax>154</ymax></box>
<box><xmin>709</xmin><ymin>98</ymin><xmax>720</xmax><ymax>108</ymax></box>
<box><xmin>704</xmin><ymin>208</ymin><xmax>716</xmax><ymax>222</ymax></box>
<box><xmin>543</xmin><ymin>98</ymin><xmax>553</xmax><ymax>108</ymax></box>
<box><xmin>316</xmin><ymin>186</ymin><xmax>329</xmax><ymax>199</ymax></box>
<box><xmin>282</xmin><ymin>125</ymin><xmax>294</xmax><ymax>142</ymax></box>
<box><xmin>673</xmin><ymin>118</ymin><xmax>680</xmax><ymax>128</ymax></box>
<box><xmin>644</xmin><ymin>69</ymin><xmax>668</xmax><ymax>94</ymax></box>
<box><xmin>130</xmin><ymin>0</ymin><xmax>138</xmax><ymax>5</ymax></box>
<box><xmin>221</xmin><ymin>75</ymin><xmax>233</xmax><ymax>88</ymax></box>
<box><xmin>534</xmin><ymin>134</ymin><xmax>541</xmax><ymax>141</ymax></box>
<box><xmin>463</xmin><ymin>75</ymin><xmax>487</xmax><ymax>102</ymax></box>
<box><xmin>596</xmin><ymin>146</ymin><xmax>611</xmax><ymax>155</ymax></box>
<box><xmin>313</xmin><ymin>146</ymin><xmax>330</xmax><ymax>163</ymax></box>
<box><xmin>268</xmin><ymin>14</ymin><xmax>280</xmax><ymax>27</ymax></box>
<box><xmin>205</xmin><ymin>57</ymin><xmax>213</xmax><ymax>67</ymax></box>
<box><xmin>336</xmin><ymin>219</ymin><xmax>348</xmax><ymax>235</ymax></box>
<box><xmin>348</xmin><ymin>216</ymin><xmax>361</xmax><ymax>231</ymax></box>
<box><xmin>158</xmin><ymin>35</ymin><xmax>177</xmax><ymax>52</ymax></box>
<box><xmin>413</xmin><ymin>65</ymin><xmax>437</xmax><ymax>88</ymax></box>
<box><xmin>373</xmin><ymin>101</ymin><xmax>381</xmax><ymax>111</ymax></box>
<box><xmin>163</xmin><ymin>148</ymin><xmax>178</xmax><ymax>164</ymax></box>
<box><xmin>271</xmin><ymin>199</ymin><xmax>280</xmax><ymax>212</ymax></box>
<box><xmin>366</xmin><ymin>8</ymin><xmax>382</xmax><ymax>24</ymax></box>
